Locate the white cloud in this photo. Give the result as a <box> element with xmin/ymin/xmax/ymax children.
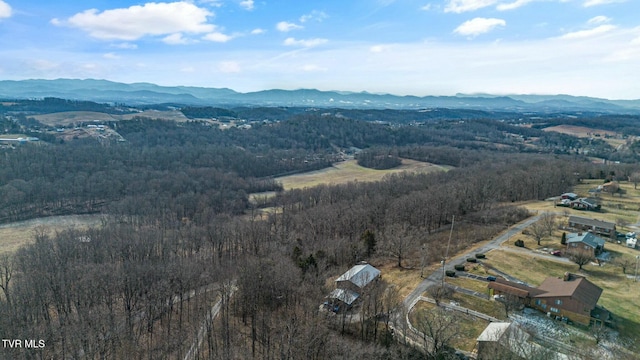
<box><xmin>420</xmin><ymin>4</ymin><xmax>432</xmax><ymax>11</ymax></box>
<box><xmin>62</xmin><ymin>2</ymin><xmax>215</xmax><ymax>40</ymax></box>
<box><xmin>203</xmin><ymin>32</ymin><xmax>233</xmax><ymax>42</ymax></box>
<box><xmin>163</xmin><ymin>33</ymin><xmax>190</xmax><ymax>45</ymax></box>
<box><xmin>218</xmin><ymin>61</ymin><xmax>241</xmax><ymax>73</ymax></box>
<box><xmin>283</xmin><ymin>37</ymin><xmax>328</xmax><ymax>47</ymax></box>
<box><xmin>0</xmin><ymin>0</ymin><xmax>11</xmax><ymax>19</ymax></box>
<box><xmin>239</xmin><ymin>0</ymin><xmax>254</xmax><ymax>10</ymax></box>
<box><xmin>251</xmin><ymin>28</ymin><xmax>266</xmax><ymax>35</ymax></box>
<box><xmin>276</xmin><ymin>21</ymin><xmax>303</xmax><ymax>32</ymax></box>
<box><xmin>445</xmin><ymin>0</ymin><xmax>498</xmax><ymax>13</ymax></box>
<box><xmin>112</xmin><ymin>42</ymin><xmax>138</xmax><ymax>49</ymax></box>
<box><xmin>103</xmin><ymin>52</ymin><xmax>120</xmax><ymax>59</ymax></box>
<box><xmin>454</xmin><ymin>17</ymin><xmax>506</xmax><ymax>37</ymax></box>
<box><xmin>560</xmin><ymin>24</ymin><xmax>616</xmax><ymax>39</ymax></box>
<box><xmin>497</xmin><ymin>0</ymin><xmax>536</xmax><ymax>11</ymax></box>
<box><xmin>299</xmin><ymin>10</ymin><xmax>328</xmax><ymax>23</ymax></box>
<box><xmin>583</xmin><ymin>0</ymin><xmax>627</xmax><ymax>7</ymax></box>
<box><xmin>588</xmin><ymin>16</ymin><xmax>611</xmax><ymax>25</ymax></box>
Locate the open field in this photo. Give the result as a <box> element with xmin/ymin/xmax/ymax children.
<box><xmin>32</xmin><ymin>111</ymin><xmax>119</xmax><ymax>126</ymax></box>
<box><xmin>542</xmin><ymin>125</ymin><xmax>626</xmax><ymax>148</ymax></box>
<box><xmin>32</xmin><ymin>110</ymin><xmax>190</xmax><ymax>126</ymax></box>
<box><xmin>0</xmin><ymin>134</ymin><xmax>30</xmax><ymax>139</ymax></box>
<box><xmin>0</xmin><ymin>215</ymin><xmax>103</xmax><ymax>254</ymax></box>
<box><xmin>277</xmin><ymin>159</ymin><xmax>449</xmax><ymax>190</ymax></box>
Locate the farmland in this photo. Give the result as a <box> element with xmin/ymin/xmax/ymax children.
<box><xmin>277</xmin><ymin>159</ymin><xmax>449</xmax><ymax>190</ymax></box>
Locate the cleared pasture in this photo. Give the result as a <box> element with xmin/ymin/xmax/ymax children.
<box><xmin>277</xmin><ymin>159</ymin><xmax>449</xmax><ymax>190</ymax></box>
<box><xmin>0</xmin><ymin>215</ymin><xmax>103</xmax><ymax>254</ymax></box>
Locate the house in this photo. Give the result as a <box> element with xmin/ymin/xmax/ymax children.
<box><xmin>567</xmin><ymin>198</ymin><xmax>600</xmax><ymax>211</ymax></box>
<box><xmin>567</xmin><ymin>215</ymin><xmax>614</xmax><ymax>238</ymax></box>
<box><xmin>560</xmin><ymin>192</ymin><xmax>578</xmax><ymax>200</ymax></box>
<box><xmin>476</xmin><ymin>322</ymin><xmax>569</xmax><ymax>360</ymax></box>
<box><xmin>531</xmin><ymin>273</ymin><xmax>606</xmax><ymax>326</ymax></box>
<box><xmin>335</xmin><ymin>263</ymin><xmax>380</xmax><ymax>294</ymax></box>
<box><xmin>327</xmin><ymin>263</ymin><xmax>380</xmax><ymax>310</ymax></box>
<box><xmin>565</xmin><ymin>232</ymin><xmax>606</xmax><ymax>258</ymax></box>
<box><xmin>488</xmin><ymin>273</ymin><xmax>606</xmax><ymax>326</ymax></box>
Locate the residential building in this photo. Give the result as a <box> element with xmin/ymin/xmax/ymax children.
<box><xmin>488</xmin><ymin>273</ymin><xmax>606</xmax><ymax>326</ymax></box>
<box><xmin>327</xmin><ymin>263</ymin><xmax>380</xmax><ymax>310</ymax></box>
<box><xmin>567</xmin><ymin>215</ymin><xmax>614</xmax><ymax>238</ymax></box>
<box><xmin>476</xmin><ymin>322</ymin><xmax>569</xmax><ymax>360</ymax></box>
<box><xmin>565</xmin><ymin>232</ymin><xmax>606</xmax><ymax>258</ymax></box>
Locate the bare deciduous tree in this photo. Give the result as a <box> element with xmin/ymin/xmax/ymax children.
<box><xmin>529</xmin><ymin>212</ymin><xmax>556</xmax><ymax>246</ymax></box>
<box><xmin>569</xmin><ymin>249</ymin><xmax>594</xmax><ymax>270</ymax></box>
<box><xmin>414</xmin><ymin>307</ymin><xmax>462</xmax><ymax>359</ymax></box>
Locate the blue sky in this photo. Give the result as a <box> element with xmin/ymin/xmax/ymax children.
<box><xmin>0</xmin><ymin>0</ymin><xmax>639</xmax><ymax>99</ymax></box>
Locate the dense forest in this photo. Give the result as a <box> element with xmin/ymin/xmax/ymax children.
<box><xmin>0</xmin><ymin>102</ymin><xmax>639</xmax><ymax>359</ymax></box>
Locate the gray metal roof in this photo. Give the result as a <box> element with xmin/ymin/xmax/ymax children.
<box><xmin>336</xmin><ymin>264</ymin><xmax>381</xmax><ymax>288</ymax></box>
<box><xmin>328</xmin><ymin>288</ymin><xmax>359</xmax><ymax>305</ymax></box>
<box><xmin>567</xmin><ymin>232</ymin><xmax>606</xmax><ymax>248</ymax></box>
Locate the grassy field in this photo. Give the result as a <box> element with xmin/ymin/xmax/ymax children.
<box><xmin>32</xmin><ymin>110</ymin><xmax>191</xmax><ymax>126</ymax></box>
<box><xmin>0</xmin><ymin>134</ymin><xmax>30</xmax><ymax>139</ymax></box>
<box><xmin>0</xmin><ymin>215</ymin><xmax>103</xmax><ymax>254</ymax></box>
<box><xmin>542</xmin><ymin>125</ymin><xmax>627</xmax><ymax>149</ymax></box>
<box><xmin>32</xmin><ymin>111</ymin><xmax>119</xmax><ymax>126</ymax></box>
<box><xmin>276</xmin><ymin>159</ymin><xmax>449</xmax><ymax>190</ymax></box>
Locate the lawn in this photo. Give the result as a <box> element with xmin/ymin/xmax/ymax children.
<box><xmin>445</xmin><ymin>276</ymin><xmax>491</xmax><ymax>295</ymax></box>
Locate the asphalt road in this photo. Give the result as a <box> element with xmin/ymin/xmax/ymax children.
<box><xmin>402</xmin><ymin>214</ymin><xmax>543</xmax><ymax>308</ymax></box>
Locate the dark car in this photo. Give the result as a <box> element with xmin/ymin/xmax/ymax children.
<box><xmin>551</xmin><ymin>250</ymin><xmax>562</xmax><ymax>257</ymax></box>
<box><xmin>486</xmin><ymin>276</ymin><xmax>497</xmax><ymax>281</ymax></box>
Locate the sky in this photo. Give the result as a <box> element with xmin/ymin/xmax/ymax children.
<box><xmin>0</xmin><ymin>0</ymin><xmax>639</xmax><ymax>99</ymax></box>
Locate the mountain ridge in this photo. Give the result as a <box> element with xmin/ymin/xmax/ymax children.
<box><xmin>1</xmin><ymin>78</ymin><xmax>639</xmax><ymax>113</ymax></box>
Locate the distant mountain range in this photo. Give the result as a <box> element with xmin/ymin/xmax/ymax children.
<box><xmin>1</xmin><ymin>78</ymin><xmax>639</xmax><ymax>113</ymax></box>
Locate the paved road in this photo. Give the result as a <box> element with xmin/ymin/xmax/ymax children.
<box><xmin>403</xmin><ymin>215</ymin><xmax>543</xmax><ymax>308</ymax></box>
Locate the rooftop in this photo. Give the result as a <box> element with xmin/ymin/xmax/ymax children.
<box><xmin>336</xmin><ymin>263</ymin><xmax>381</xmax><ymax>288</ymax></box>
<box><xmin>328</xmin><ymin>288</ymin><xmax>359</xmax><ymax>305</ymax></box>
<box><xmin>566</xmin><ymin>232</ymin><xmax>606</xmax><ymax>248</ymax></box>
<box><xmin>535</xmin><ymin>274</ymin><xmax>603</xmax><ymax>308</ymax></box>
<box><xmin>568</xmin><ymin>216</ymin><xmax>614</xmax><ymax>230</ymax></box>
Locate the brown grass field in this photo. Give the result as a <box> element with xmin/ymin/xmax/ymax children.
<box><xmin>32</xmin><ymin>110</ymin><xmax>190</xmax><ymax>126</ymax></box>
<box><xmin>0</xmin><ymin>215</ymin><xmax>103</xmax><ymax>254</ymax></box>
<box><xmin>542</xmin><ymin>125</ymin><xmax>627</xmax><ymax>148</ymax></box>
<box><xmin>277</xmin><ymin>159</ymin><xmax>449</xmax><ymax>190</ymax></box>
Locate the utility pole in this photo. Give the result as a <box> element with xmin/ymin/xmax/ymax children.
<box><xmin>635</xmin><ymin>255</ymin><xmax>639</xmax><ymax>282</ymax></box>
<box><xmin>420</xmin><ymin>244</ymin><xmax>427</xmax><ymax>278</ymax></box>
<box><xmin>441</xmin><ymin>215</ymin><xmax>455</xmax><ymax>290</ymax></box>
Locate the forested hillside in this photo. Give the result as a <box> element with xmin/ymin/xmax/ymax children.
<box><xmin>0</xmin><ymin>105</ymin><xmax>639</xmax><ymax>359</ymax></box>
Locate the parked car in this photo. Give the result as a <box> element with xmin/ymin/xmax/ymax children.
<box><xmin>486</xmin><ymin>276</ymin><xmax>497</xmax><ymax>281</ymax></box>
<box><xmin>551</xmin><ymin>250</ymin><xmax>562</xmax><ymax>256</ymax></box>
